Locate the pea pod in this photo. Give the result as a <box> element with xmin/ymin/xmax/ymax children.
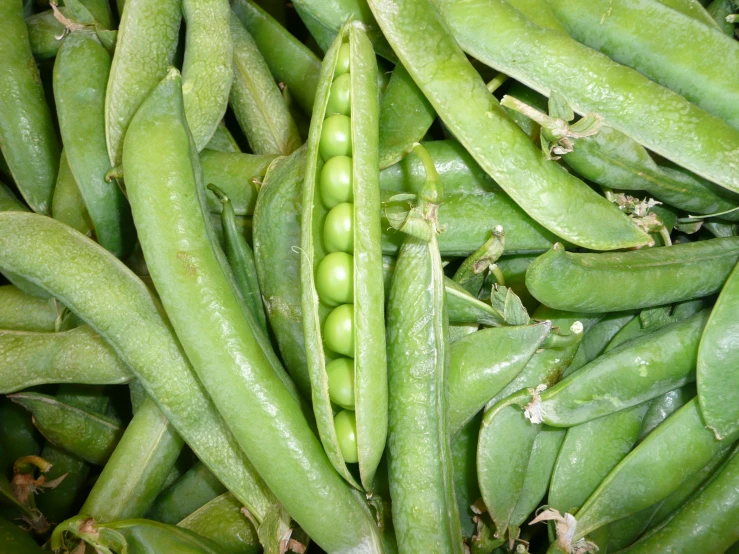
<box><xmin>0</xmin><ymin>212</ymin><xmax>278</xmax><ymax>533</ymax></box>
<box><xmin>0</xmin><ymin>181</ymin><xmax>24</xmax><ymax>212</ymax></box>
<box><xmin>452</xmin><ymin>414</ymin><xmax>483</xmax><ymax>539</ymax></box>
<box><xmin>0</xmin><ymin>325</ymin><xmax>131</xmax><ymax>393</ymax></box>
<box><xmin>0</xmin><ymin>0</ymin><xmax>60</xmax><ymax>214</ymax></box>
<box><xmin>55</xmin><ymin>30</ymin><xmax>134</xmax><ymax>258</ymax></box>
<box><xmin>657</xmin><ymin>0</ymin><xmax>721</xmax><ymax>25</ymax></box>
<box><xmin>385</xmin><ymin>144</ymin><xmax>464</xmax><ymax>553</ymax></box>
<box><xmin>9</xmin><ymin>392</ymin><xmax>123</xmax><ymax>465</ymax></box>
<box><xmin>368</xmin><ymin>0</ymin><xmax>651</xmax><ymax>251</ymax></box>
<box><xmin>25</xmin><ymin>9</ymin><xmax>65</xmax><ymax>60</ymax></box>
<box><xmin>178</xmin><ymin>493</ymin><xmax>260</xmax><ymax>554</ymax></box>
<box><xmin>202</xmin><ymin>151</ymin><xmax>275</xmax><ymax>215</ymax></box>
<box><xmin>0</xmin><ymin>285</ymin><xmax>61</xmax><ymax>332</ymax></box>
<box><xmin>447</xmin><ymin>323</ymin><xmax>551</xmax><ymax>435</ymax></box>
<box><xmin>300</xmin><ymin>23</ymin><xmax>387</xmax><ymax>490</ymax></box>
<box><xmin>567</xmin><ymin>312</ymin><xmax>635</xmax><ymax>374</ymax></box>
<box><xmin>204</xmin><ymin>121</ymin><xmax>241</xmax><ymax>153</ymax></box>
<box><xmin>52</xmin><ymin>152</ymin><xmax>94</xmax><ymax>236</ymax></box>
<box><xmin>229</xmin><ymin>13</ymin><xmax>301</xmax><ymax>156</ymax></box>
<box><xmin>378</xmin><ymin>63</ymin><xmax>435</xmax><ymax>169</ymax></box>
<box><xmin>519</xmin><ymin>311</ymin><xmax>708</xmax><ymax>427</ymax></box>
<box><xmin>620</xmin><ymin>444</ymin><xmax>739</xmax><ymax>553</ymax></box>
<box><xmin>123</xmin><ymin>67</ymin><xmax>381</xmax><ymax>551</ymax></box>
<box><xmin>231</xmin><ymin>0</ymin><xmax>321</xmax><ymax>115</ymax></box>
<box><xmin>527</xmin><ymin>239</ymin><xmax>739</xmax><ymax>313</ymax></box>
<box><xmin>105</xmin><ymin>0</ymin><xmax>181</xmax><ymax>166</ymax></box>
<box><xmin>431</xmin><ymin>0</ymin><xmax>739</xmax><ymax>194</ymax></box>
<box><xmin>638</xmin><ymin>383</ymin><xmax>696</xmax><ymax>443</ymax></box>
<box><xmin>180</xmin><ymin>0</ymin><xmax>232</xmax><ymax>151</ymax></box>
<box><xmin>0</xmin><ymin>399</ymin><xmax>42</xmax><ymax>477</ymax></box>
<box><xmin>707</xmin><ymin>0</ymin><xmax>738</xmax><ymax>36</ymax></box>
<box><xmin>146</xmin><ymin>462</ymin><xmax>225</xmax><ymax>525</ymax></box>
<box><xmin>549</xmin><ymin>0</ymin><xmax>739</xmax><ymax>131</ymax></box>
<box><xmin>0</xmin><ymin>517</ymin><xmax>44</xmax><ymax>553</ymax></box>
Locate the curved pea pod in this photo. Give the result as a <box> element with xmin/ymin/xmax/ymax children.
<box><xmin>291</xmin><ymin>0</ymin><xmax>395</xmax><ymax>61</ymax></box>
<box><xmin>518</xmin><ymin>311</ymin><xmax>709</xmax><ymax>427</ymax></box>
<box><xmin>55</xmin><ymin>30</ymin><xmax>135</xmax><ymax>258</ymax></box>
<box><xmin>378</xmin><ymin>63</ymin><xmax>435</xmax><ymax>169</ymax></box>
<box><xmin>202</xmin><ymin>151</ymin><xmax>276</xmax><ymax>215</ymax></box>
<box><xmin>205</xmin><ymin>121</ymin><xmax>241</xmax><ymax>153</ymax></box>
<box><xmin>447</xmin><ymin>323</ymin><xmax>551</xmax><ymax>435</ymax></box>
<box><xmin>123</xmin><ymin>67</ymin><xmax>380</xmax><ymax>551</ymax></box>
<box><xmin>637</xmin><ymin>384</ymin><xmax>696</xmax><ymax>443</ymax></box>
<box><xmin>105</xmin><ymin>0</ymin><xmax>181</xmax><ymax>166</ymax></box>
<box><xmin>368</xmin><ymin>0</ymin><xmax>650</xmax><ymax>251</ymax></box>
<box><xmin>81</xmin><ymin>397</ymin><xmax>184</xmax><ymax>522</ymax></box>
<box><xmin>0</xmin><ymin>181</ymin><xmax>25</xmax><ymax>212</ymax></box>
<box><xmin>548</xmin><ymin>403</ymin><xmax>649</xmax><ymax>517</ymax></box>
<box><xmin>0</xmin><ymin>325</ymin><xmax>132</xmax><ymax>393</ymax></box>
<box><xmin>567</xmin><ymin>312</ymin><xmax>635</xmax><ymax>374</ymax></box>
<box><xmin>0</xmin><ymin>517</ymin><xmax>44</xmax><ymax>553</ymax></box>
<box><xmin>697</xmin><ymin>261</ymin><xmax>739</xmax><ymax>439</ymax></box>
<box><xmin>544</xmin><ymin>399</ymin><xmax>737</xmax><ymax>547</ymax></box>
<box><xmin>231</xmin><ymin>0</ymin><xmax>321</xmax><ymax>115</ymax></box>
<box><xmin>0</xmin><ymin>0</ymin><xmax>60</xmax><ymax>214</ymax></box>
<box><xmin>301</xmin><ymin>23</ymin><xmax>387</xmax><ymax>491</ymax></box>
<box><xmin>52</xmin><ymin>151</ymin><xmax>94</xmax><ymax>236</ymax></box>
<box><xmin>52</xmin><ymin>516</ymin><xmax>224</xmax><ymax>554</ymax></box>
<box><xmin>26</xmin><ymin>9</ymin><xmax>65</xmax><ymax>60</ymax></box>
<box><xmin>563</xmin><ymin>126</ymin><xmax>739</xmax><ymax>222</ymax></box>
<box><xmin>0</xmin><ymin>213</ymin><xmax>278</xmax><ymax>537</ymax></box>
<box><xmin>0</xmin><ymin>285</ymin><xmax>61</xmax><ymax>332</ymax></box>
<box><xmin>229</xmin><ymin>14</ymin><xmax>301</xmax><ymax>156</ymax></box>
<box><xmin>180</xmin><ymin>0</ymin><xmax>232</xmax><ymax>151</ymax></box>
<box><xmin>254</xmin><ymin>148</ymin><xmax>312</xmax><ymax>399</ymax></box>
<box><xmin>526</xmin><ymin>239</ymin><xmax>739</xmax><ymax>313</ymax></box>
<box><xmin>385</xmin><ymin>145</ymin><xmax>465</xmax><ymax>554</ymax></box>
<box><xmin>431</xmin><ymin>0</ymin><xmax>739</xmax><ymax>195</ymax></box>
<box><xmin>550</xmin><ymin>0</ymin><xmax>739</xmax><ymax>132</ymax></box>
<box><xmin>619</xmin><ymin>444</ymin><xmax>739</xmax><ymax>554</ymax></box>
<box><xmin>178</xmin><ymin>493</ymin><xmax>260</xmax><ymax>554</ymax></box>
<box><xmin>9</xmin><ymin>392</ymin><xmax>123</xmax><ymax>465</ymax></box>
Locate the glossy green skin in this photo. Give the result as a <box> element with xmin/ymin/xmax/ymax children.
<box><xmin>433</xmin><ymin>0</ymin><xmax>739</xmax><ymax>194</ymax></box>
<box><xmin>301</xmin><ymin>26</ymin><xmax>387</xmax><ymax>492</ymax></box>
<box><xmin>55</xmin><ymin>31</ymin><xmax>134</xmax><ymax>258</ymax></box>
<box><xmin>52</xmin><ymin>151</ymin><xmax>94</xmax><ymax>236</ymax></box>
<box><xmin>697</xmin><ymin>261</ymin><xmax>739</xmax><ymax>439</ymax></box>
<box><xmin>254</xmin><ymin>148</ymin><xmax>313</xmax><ymax>399</ymax></box>
<box><xmin>0</xmin><ymin>211</ymin><xmax>276</xmax><ymax>523</ymax></box>
<box><xmin>82</xmin><ymin>397</ymin><xmax>183</xmax><ymax>522</ymax></box>
<box><xmin>105</xmin><ymin>0</ymin><xmax>181</xmax><ymax>165</ymax></box>
<box><xmin>550</xmin><ymin>0</ymin><xmax>739</xmax><ymax>131</ymax></box>
<box><xmin>181</xmin><ymin>0</ymin><xmax>232</xmax><ymax>151</ymax></box>
<box><xmin>0</xmin><ymin>181</ymin><xmax>24</xmax><ymax>212</ymax></box>
<box><xmin>527</xmin><ymin>239</ymin><xmax>739</xmax><ymax>313</ymax></box>
<box><xmin>0</xmin><ymin>285</ymin><xmax>59</xmax><ymax>332</ymax></box>
<box><xmin>549</xmin><ymin>403</ymin><xmax>649</xmax><ymax>516</ymax></box>
<box><xmin>378</xmin><ymin>63</ymin><xmax>435</xmax><ymax>169</ymax></box>
<box><xmin>0</xmin><ymin>325</ymin><xmax>131</xmax><ymax>393</ymax></box>
<box><xmin>0</xmin><ymin>0</ymin><xmax>60</xmax><ymax>214</ymax></box>
<box><xmin>447</xmin><ymin>323</ymin><xmax>550</xmax><ymax>435</ymax></box>
<box><xmin>26</xmin><ymin>9</ymin><xmax>64</xmax><ymax>60</ymax></box>
<box><xmin>621</xmin><ymin>446</ymin><xmax>739</xmax><ymax>553</ymax></box>
<box><xmin>232</xmin><ymin>0</ymin><xmax>321</xmax><ymax>115</ymax></box>
<box><xmin>9</xmin><ymin>392</ymin><xmax>123</xmax><ymax>465</ymax></box>
<box><xmin>94</xmin><ymin>519</ymin><xmax>224</xmax><ymax>554</ymax></box>
<box><xmin>0</xmin><ymin>399</ymin><xmax>41</xmax><ymax>477</ymax></box>
<box><xmin>230</xmin><ymin>14</ymin><xmax>301</xmax><ymax>156</ymax></box>
<box><xmin>386</xmin><ymin>222</ymin><xmax>464</xmax><ymax>553</ymax></box>
<box><xmin>0</xmin><ymin>516</ymin><xmax>43</xmax><ymax>553</ymax></box>
<box><xmin>123</xmin><ymin>70</ymin><xmax>380</xmax><ymax>551</ymax></box>
<box><xmin>638</xmin><ymin>384</ymin><xmax>696</xmax><ymax>443</ymax></box>
<box><xmin>564</xmin><ymin>126</ymin><xmax>739</xmax><ymax>222</ymax></box>
<box><xmin>291</xmin><ymin>0</ymin><xmax>396</xmax><ymax>61</ymax></box>
<box><xmin>202</xmin><ymin>151</ymin><xmax>275</xmax><ymax>216</ymax></box>
<box><xmin>178</xmin><ymin>493</ymin><xmax>260</xmax><ymax>554</ymax></box>
<box><xmin>533</xmin><ymin>311</ymin><xmax>708</xmax><ymax>426</ymax></box>
<box><xmin>370</xmin><ymin>0</ymin><xmax>650</xmax><ymax>251</ymax></box>
<box><xmin>148</xmin><ymin>462</ymin><xmax>226</xmax><ymax>525</ymax></box>
<box><xmin>572</xmin><ymin>399</ymin><xmax>735</xmax><ymax>540</ymax></box>
<box><xmin>567</xmin><ymin>312</ymin><xmax>635</xmax><ymax>374</ymax></box>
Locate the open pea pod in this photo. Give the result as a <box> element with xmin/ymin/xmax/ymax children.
<box><xmin>301</xmin><ymin>22</ymin><xmax>386</xmax><ymax>491</ymax></box>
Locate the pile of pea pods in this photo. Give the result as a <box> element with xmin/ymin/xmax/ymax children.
<box><xmin>1</xmin><ymin>0</ymin><xmax>739</xmax><ymax>552</ymax></box>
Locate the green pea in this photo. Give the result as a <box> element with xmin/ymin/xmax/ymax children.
<box><xmin>326</xmin><ymin>357</ymin><xmax>355</xmax><ymax>410</ymax></box>
<box><xmin>334</xmin><ymin>409</ymin><xmax>358</xmax><ymax>463</ymax></box>
<box><xmin>319</xmin><ymin>155</ymin><xmax>353</xmax><ymax>208</ymax></box>
<box><xmin>324</xmin><ymin>202</ymin><xmax>354</xmax><ymax>254</ymax></box>
<box><xmin>326</xmin><ymin>73</ymin><xmax>352</xmax><ymax>116</ymax></box>
<box><xmin>323</xmin><ymin>303</ymin><xmax>354</xmax><ymax>358</ymax></box>
<box><xmin>335</xmin><ymin>43</ymin><xmax>351</xmax><ymax>76</ymax></box>
<box><xmin>320</xmin><ymin>115</ymin><xmax>353</xmax><ymax>160</ymax></box>
<box><xmin>315</xmin><ymin>252</ymin><xmax>354</xmax><ymax>306</ymax></box>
